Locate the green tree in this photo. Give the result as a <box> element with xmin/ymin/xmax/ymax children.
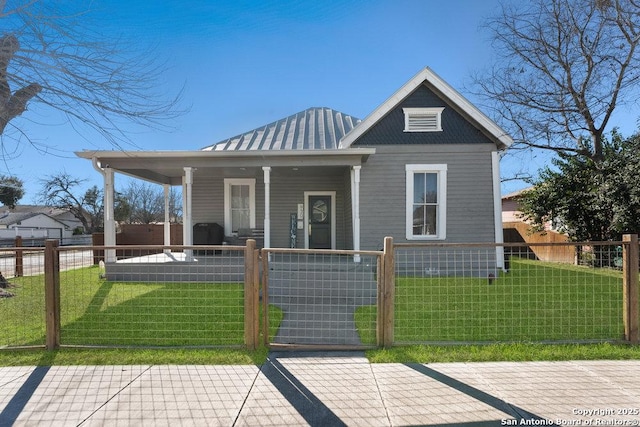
<box><xmin>0</xmin><ymin>174</ymin><xmax>23</xmax><ymax>208</ymax></box>
<box><xmin>518</xmin><ymin>131</ymin><xmax>640</xmax><ymax>242</ymax></box>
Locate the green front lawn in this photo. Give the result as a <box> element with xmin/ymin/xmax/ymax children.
<box><xmin>1</xmin><ymin>266</ymin><xmax>282</xmax><ymax>348</ymax></box>
<box><xmin>356</xmin><ymin>257</ymin><xmax>626</xmax><ymax>344</ymax></box>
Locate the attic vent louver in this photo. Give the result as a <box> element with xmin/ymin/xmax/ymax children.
<box><xmin>403</xmin><ymin>107</ymin><xmax>444</xmax><ymax>132</ymax></box>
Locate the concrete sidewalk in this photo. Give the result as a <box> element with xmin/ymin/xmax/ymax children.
<box><xmin>1</xmin><ymin>352</ymin><xmax>639</xmax><ymax>426</ymax></box>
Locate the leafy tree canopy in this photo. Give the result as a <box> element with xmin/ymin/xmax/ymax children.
<box><xmin>0</xmin><ymin>174</ymin><xmax>23</xmax><ymax>208</ymax></box>
<box><xmin>518</xmin><ymin>131</ymin><xmax>640</xmax><ymax>241</ymax></box>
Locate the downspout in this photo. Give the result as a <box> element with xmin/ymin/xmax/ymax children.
<box><xmin>92</xmin><ymin>158</ymin><xmax>116</xmax><ymax>263</ymax></box>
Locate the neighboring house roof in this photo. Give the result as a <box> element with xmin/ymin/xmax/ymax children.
<box><xmin>0</xmin><ymin>212</ymin><xmax>68</xmax><ymax>228</ymax></box>
<box><xmin>202</xmin><ymin>107</ymin><xmax>361</xmax><ymax>151</ymax></box>
<box><xmin>0</xmin><ymin>205</ymin><xmax>84</xmax><ymax>228</ymax></box>
<box><xmin>0</xmin><ymin>212</ymin><xmax>39</xmax><ymax>226</ymax></box>
<box><xmin>502</xmin><ymin>187</ymin><xmax>533</xmax><ymax>201</ymax></box>
<box><xmin>0</xmin><ymin>205</ymin><xmax>68</xmax><ymax>217</ymax></box>
<box><xmin>339</xmin><ymin>67</ymin><xmax>513</xmax><ymax>150</ymax></box>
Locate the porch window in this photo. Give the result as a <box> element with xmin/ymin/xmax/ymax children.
<box><xmin>224</xmin><ymin>178</ymin><xmax>256</xmax><ymax>235</ymax></box>
<box><xmin>405</xmin><ymin>164</ymin><xmax>447</xmax><ymax>240</ymax></box>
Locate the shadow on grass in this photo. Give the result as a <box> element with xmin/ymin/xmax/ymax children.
<box><xmin>60</xmin><ymin>281</ymin><xmax>247</xmax><ymax>347</ymax></box>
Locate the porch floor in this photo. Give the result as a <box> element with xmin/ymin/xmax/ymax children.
<box><xmin>106</xmin><ymin>251</ymin><xmax>246</xmax><ymax>283</ymax></box>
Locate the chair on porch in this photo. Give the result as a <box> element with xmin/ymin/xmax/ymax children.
<box><xmin>236</xmin><ymin>228</ymin><xmax>264</xmax><ymax>249</ymax></box>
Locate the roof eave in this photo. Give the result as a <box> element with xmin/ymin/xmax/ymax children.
<box><xmin>75</xmin><ymin>147</ymin><xmax>376</xmax><ymax>160</ymax></box>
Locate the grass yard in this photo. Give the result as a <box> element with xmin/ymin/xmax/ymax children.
<box><xmin>1</xmin><ymin>265</ymin><xmax>282</xmax><ymax>348</ymax></box>
<box><xmin>356</xmin><ymin>257</ymin><xmax>626</xmax><ymax>344</ymax></box>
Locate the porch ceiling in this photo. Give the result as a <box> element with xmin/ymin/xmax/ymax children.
<box><xmin>75</xmin><ymin>148</ymin><xmax>375</xmax><ymax>185</ymax></box>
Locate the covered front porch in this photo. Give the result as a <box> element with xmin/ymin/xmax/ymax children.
<box><xmin>76</xmin><ymin>148</ymin><xmax>375</xmax><ymax>263</ymax></box>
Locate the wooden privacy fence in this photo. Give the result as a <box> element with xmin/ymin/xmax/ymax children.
<box><xmin>8</xmin><ymin>235</ymin><xmax>640</xmax><ymax>349</ymax></box>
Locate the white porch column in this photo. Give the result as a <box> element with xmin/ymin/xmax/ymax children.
<box><xmin>262</xmin><ymin>166</ymin><xmax>271</xmax><ymax>248</ymax></box>
<box><xmin>163</xmin><ymin>184</ymin><xmax>171</xmax><ymax>254</ymax></box>
<box><xmin>492</xmin><ymin>151</ymin><xmax>505</xmax><ymax>270</ymax></box>
<box><xmin>103</xmin><ymin>167</ymin><xmax>116</xmax><ymax>263</ymax></box>
<box><xmin>182</xmin><ymin>167</ymin><xmax>193</xmax><ymax>260</ymax></box>
<box><xmin>351</xmin><ymin>166</ymin><xmax>361</xmax><ymax>261</ymax></box>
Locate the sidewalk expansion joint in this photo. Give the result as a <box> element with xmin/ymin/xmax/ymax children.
<box><xmin>77</xmin><ymin>365</ymin><xmax>153</xmax><ymax>426</ymax></box>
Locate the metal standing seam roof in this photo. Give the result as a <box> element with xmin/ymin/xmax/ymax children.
<box><xmin>201</xmin><ymin>107</ymin><xmax>361</xmax><ymax>151</ymax></box>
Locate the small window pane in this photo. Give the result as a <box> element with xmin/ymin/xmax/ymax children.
<box><xmin>424</xmin><ymin>174</ymin><xmax>437</xmax><ymax>203</ymax></box>
<box><xmin>413</xmin><ymin>173</ymin><xmax>438</xmax><ymax>203</ymax></box>
<box><xmin>412</xmin><ymin>205</ymin><xmax>437</xmax><ymax>236</ymax></box>
<box><xmin>230</xmin><ymin>184</ymin><xmax>250</xmax><ymax>231</ymax></box>
<box><xmin>232</xmin><ymin>209</ymin><xmax>250</xmax><ymax>231</ymax></box>
<box><xmin>413</xmin><ymin>174</ymin><xmax>425</xmax><ymax>203</ymax></box>
<box><xmin>232</xmin><ymin>185</ymin><xmax>250</xmax><ymax>209</ymax></box>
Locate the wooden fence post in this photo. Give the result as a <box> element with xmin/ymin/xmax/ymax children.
<box><xmin>382</xmin><ymin>236</ymin><xmax>395</xmax><ymax>348</ymax></box>
<box><xmin>14</xmin><ymin>235</ymin><xmax>23</xmax><ymax>277</ymax></box>
<box><xmin>244</xmin><ymin>239</ymin><xmax>257</xmax><ymax>350</ymax></box>
<box><xmin>623</xmin><ymin>234</ymin><xmax>639</xmax><ymax>344</ymax></box>
<box><xmin>44</xmin><ymin>239</ymin><xmax>61</xmax><ymax>350</ymax></box>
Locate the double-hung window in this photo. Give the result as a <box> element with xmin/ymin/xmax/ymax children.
<box><xmin>405</xmin><ymin>164</ymin><xmax>447</xmax><ymax>240</ymax></box>
<box><xmin>224</xmin><ymin>178</ymin><xmax>256</xmax><ymax>235</ymax></box>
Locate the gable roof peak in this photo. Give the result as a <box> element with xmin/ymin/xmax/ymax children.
<box><xmin>339</xmin><ymin>67</ymin><xmax>513</xmax><ymax>150</ymax></box>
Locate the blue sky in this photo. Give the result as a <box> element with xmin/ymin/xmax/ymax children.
<box><xmin>5</xmin><ymin>0</ymin><xmax>638</xmax><ymax>201</ymax></box>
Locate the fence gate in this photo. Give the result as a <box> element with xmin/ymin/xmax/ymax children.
<box><xmin>261</xmin><ymin>249</ymin><xmax>382</xmax><ymax>349</ymax></box>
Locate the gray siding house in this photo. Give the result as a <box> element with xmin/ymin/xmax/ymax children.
<box><xmin>77</xmin><ymin>68</ymin><xmax>512</xmax><ymax>270</ymax></box>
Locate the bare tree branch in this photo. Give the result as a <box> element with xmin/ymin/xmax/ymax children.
<box><xmin>0</xmin><ymin>1</ymin><xmax>186</xmax><ymax>155</ymax></box>
<box><xmin>474</xmin><ymin>0</ymin><xmax>640</xmax><ymax>162</ymax></box>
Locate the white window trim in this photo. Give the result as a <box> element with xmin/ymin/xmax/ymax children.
<box><xmin>403</xmin><ymin>107</ymin><xmax>444</xmax><ymax>132</ymax></box>
<box><xmin>405</xmin><ymin>164</ymin><xmax>447</xmax><ymax>240</ymax></box>
<box><xmin>224</xmin><ymin>178</ymin><xmax>256</xmax><ymax>236</ymax></box>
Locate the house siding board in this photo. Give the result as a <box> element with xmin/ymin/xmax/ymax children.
<box><xmin>353</xmin><ymin>84</ymin><xmax>492</xmax><ymax>146</ymax></box>
<box><xmin>192</xmin><ymin>177</ymin><xmax>225</xmax><ymax>227</ymax></box>
<box><xmin>358</xmin><ymin>144</ymin><xmax>496</xmax><ymax>251</ymax></box>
